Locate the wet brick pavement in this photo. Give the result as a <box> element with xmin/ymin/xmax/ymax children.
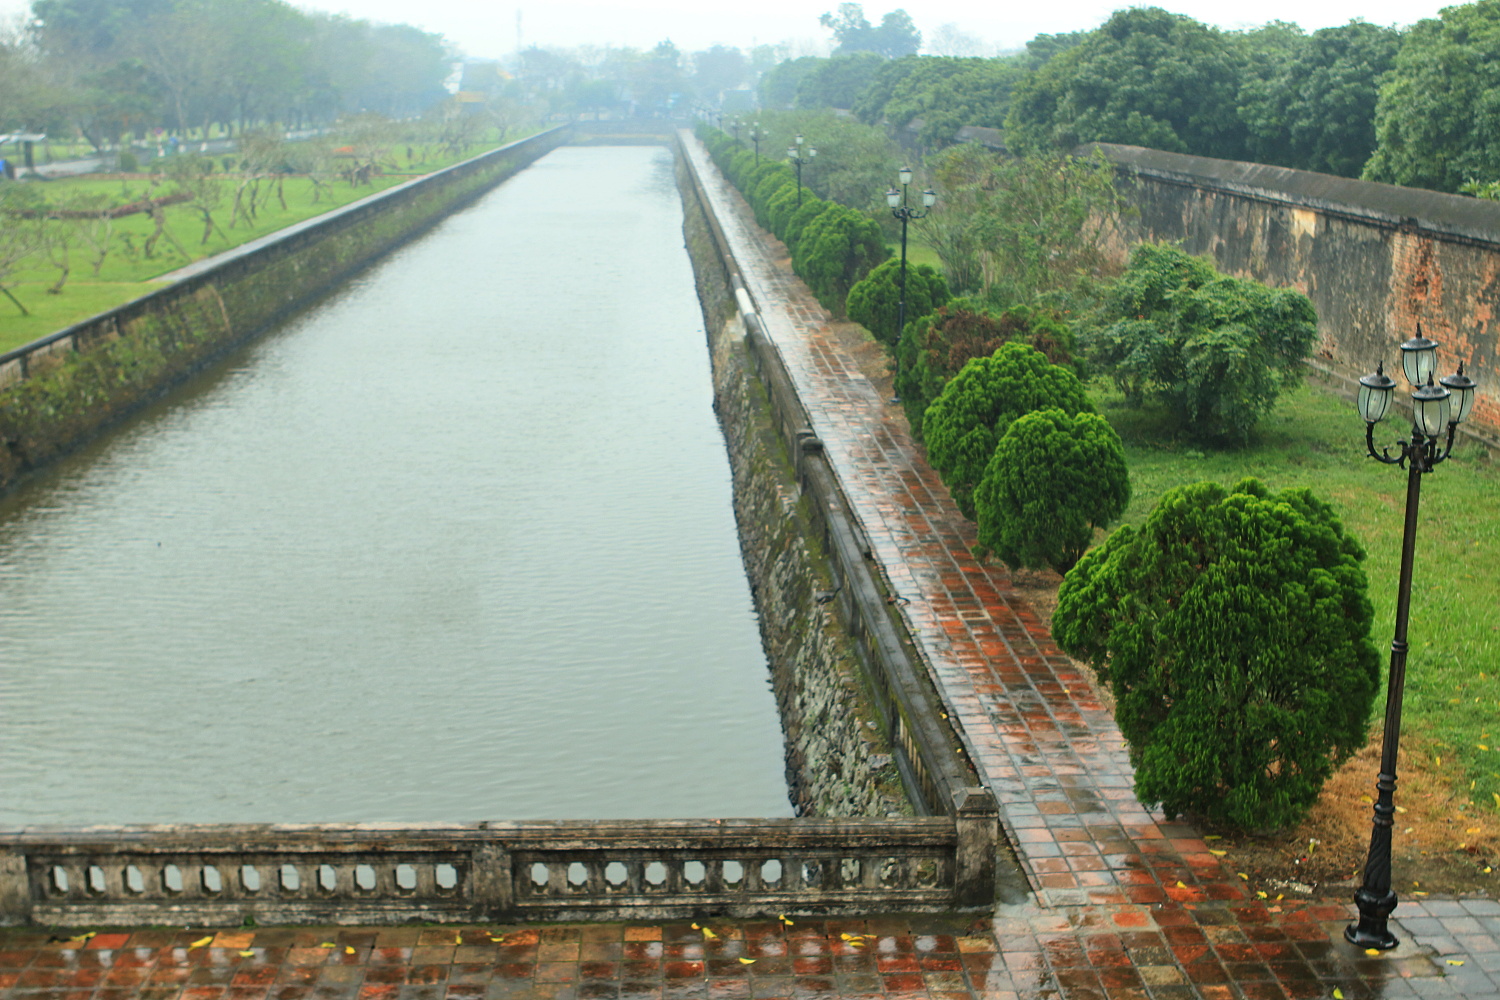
<box><xmin>2</xmin><ymin>136</ymin><xmax>1497</xmax><ymax>1000</ymax></box>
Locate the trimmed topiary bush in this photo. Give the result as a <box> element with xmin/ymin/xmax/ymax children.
<box><xmin>895</xmin><ymin>299</ymin><xmax>1076</xmax><ymax>440</ymax></box>
<box><xmin>792</xmin><ymin>203</ymin><xmax>888</xmax><ymax>315</ymax></box>
<box><xmin>845</xmin><ymin>256</ymin><xmax>950</xmax><ymax>350</ymax></box>
<box><xmin>767</xmin><ymin>184</ymin><xmax>803</xmax><ymax>241</ymax></box>
<box><xmin>783</xmin><ymin>197</ymin><xmax>831</xmax><ymax>255</ymax></box>
<box><xmin>922</xmin><ymin>341</ymin><xmax>1092</xmax><ymax>518</ymax></box>
<box><xmin>1052</xmin><ymin>477</ymin><xmax>1380</xmax><ymax>831</ymax></box>
<box><xmin>974</xmin><ymin>408</ymin><xmax>1129</xmax><ymax>573</ymax></box>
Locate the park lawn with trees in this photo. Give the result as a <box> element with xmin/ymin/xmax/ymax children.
<box><xmin>0</xmin><ymin>131</ymin><xmax>528</xmax><ymax>352</ymax></box>
<box><xmin>1051</xmin><ymin>376</ymin><xmax>1500</xmax><ymax>887</ymax></box>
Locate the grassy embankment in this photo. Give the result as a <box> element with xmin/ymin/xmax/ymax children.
<box><xmin>1094</xmin><ymin>376</ymin><xmax>1500</xmax><ymax>811</ymax></box>
<box><xmin>0</xmin><ymin>135</ymin><xmax>532</xmax><ymax>354</ymax></box>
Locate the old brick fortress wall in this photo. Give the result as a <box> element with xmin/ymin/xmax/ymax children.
<box><xmin>1091</xmin><ymin>143</ymin><xmax>1500</xmax><ymax>441</ymax></box>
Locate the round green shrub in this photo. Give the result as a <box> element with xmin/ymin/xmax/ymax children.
<box><xmin>844</xmin><ymin>256</ymin><xmax>950</xmax><ymax>350</ymax></box>
<box><xmin>766</xmin><ymin>184</ymin><xmax>803</xmax><ymax>241</ymax></box>
<box><xmin>973</xmin><ymin>408</ymin><xmax>1129</xmax><ymax>573</ymax></box>
<box><xmin>792</xmin><ymin>203</ymin><xmax>888</xmax><ymax>315</ymax></box>
<box><xmin>1052</xmin><ymin>477</ymin><xmax>1380</xmax><ymax>831</ymax></box>
<box><xmin>783</xmin><ymin>197</ymin><xmax>830</xmax><ymax>255</ymax></box>
<box><xmin>895</xmin><ymin>299</ymin><xmax>1076</xmax><ymax>439</ymax></box>
<box><xmin>922</xmin><ymin>341</ymin><xmax>1092</xmax><ymax>518</ymax></box>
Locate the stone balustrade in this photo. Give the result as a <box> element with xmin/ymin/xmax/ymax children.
<box><xmin>0</xmin><ymin>814</ymin><xmax>995</xmax><ymax>927</ymax></box>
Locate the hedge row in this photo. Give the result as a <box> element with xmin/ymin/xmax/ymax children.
<box><xmin>696</xmin><ymin>124</ymin><xmax>888</xmax><ymax>316</ymax></box>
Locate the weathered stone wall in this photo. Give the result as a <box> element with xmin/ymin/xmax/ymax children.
<box><xmin>678</xmin><ymin>157</ymin><xmax>909</xmax><ymax>819</ymax></box>
<box><xmin>1092</xmin><ymin>143</ymin><xmax>1500</xmax><ymax>441</ymax></box>
<box><xmin>0</xmin><ymin>127</ymin><xmax>569</xmax><ymax>493</ymax></box>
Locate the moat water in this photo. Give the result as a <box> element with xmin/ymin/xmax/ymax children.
<box><xmin>0</xmin><ymin>146</ymin><xmax>792</xmax><ymax>824</ymax></box>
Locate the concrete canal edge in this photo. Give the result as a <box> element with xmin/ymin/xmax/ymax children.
<box><xmin>0</xmin><ymin>126</ymin><xmax>570</xmax><ymax>496</ymax></box>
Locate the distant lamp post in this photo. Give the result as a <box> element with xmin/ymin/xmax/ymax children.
<box><xmin>884</xmin><ymin>167</ymin><xmax>936</xmax><ymax>402</ymax></box>
<box><xmin>749</xmin><ymin>122</ymin><xmax>763</xmax><ymax>165</ymax></box>
<box><xmin>787</xmin><ymin>133</ymin><xmax>816</xmax><ymax>206</ymax></box>
<box><xmin>730</xmin><ymin>117</ymin><xmax>741</xmax><ymax>144</ymax></box>
<box><xmin>1346</xmin><ymin>325</ymin><xmax>1478</xmax><ymax>951</ymax></box>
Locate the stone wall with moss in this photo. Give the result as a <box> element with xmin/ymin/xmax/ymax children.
<box><xmin>678</xmin><ymin>155</ymin><xmax>910</xmax><ymax>819</ymax></box>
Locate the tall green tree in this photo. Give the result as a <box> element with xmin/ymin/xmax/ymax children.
<box><xmin>1005</xmin><ymin>7</ymin><xmax>1249</xmax><ymax>160</ymax></box>
<box><xmin>1053</xmin><ymin>478</ymin><xmax>1379</xmax><ymax>830</ymax></box>
<box><xmin>921</xmin><ymin>143</ymin><xmax>1126</xmax><ymax>305</ymax></box>
<box><xmin>1363</xmin><ymin>1</ymin><xmax>1500</xmax><ymax>192</ymax></box>
<box><xmin>820</xmin><ymin>3</ymin><xmax>921</xmax><ymax>57</ymax></box>
<box><xmin>845</xmin><ymin>256</ymin><xmax>949</xmax><ymax>348</ymax></box>
<box><xmin>1239</xmin><ymin>20</ymin><xmax>1400</xmax><ymax>177</ymax></box>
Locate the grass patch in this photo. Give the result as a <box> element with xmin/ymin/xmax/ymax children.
<box><xmin>0</xmin><ymin>136</ymin><xmax>533</xmax><ymax>353</ymax></box>
<box><xmin>1098</xmin><ymin>375</ymin><xmax>1500</xmax><ymax>810</ymax></box>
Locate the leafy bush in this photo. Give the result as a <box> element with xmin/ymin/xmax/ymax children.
<box><xmin>844</xmin><ymin>256</ymin><xmax>950</xmax><ymax>349</ymax></box>
<box><xmin>792</xmin><ymin>202</ymin><xmax>888</xmax><ymax>315</ymax></box>
<box><xmin>767</xmin><ymin>185</ymin><xmax>803</xmax><ymax>240</ymax></box>
<box><xmin>1052</xmin><ymin>478</ymin><xmax>1379</xmax><ymax>830</ymax></box>
<box><xmin>974</xmin><ymin>408</ymin><xmax>1129</xmax><ymax>573</ymax></box>
<box><xmin>751</xmin><ymin>171</ymin><xmax>795</xmax><ymax>229</ymax></box>
<box><xmin>1085</xmin><ymin>242</ymin><xmax>1317</xmax><ymax>445</ymax></box>
<box><xmin>922</xmin><ymin>341</ymin><xmax>1092</xmax><ymax>518</ymax></box>
<box><xmin>783</xmin><ymin>197</ymin><xmax>831</xmax><ymax>255</ymax></box>
<box><xmin>895</xmin><ymin>299</ymin><xmax>1077</xmax><ymax>439</ymax></box>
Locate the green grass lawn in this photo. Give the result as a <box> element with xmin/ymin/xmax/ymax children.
<box><xmin>0</xmin><ymin>136</ymin><xmax>532</xmax><ymax>353</ymax></box>
<box><xmin>1097</xmin><ymin>376</ymin><xmax>1500</xmax><ymax>809</ymax></box>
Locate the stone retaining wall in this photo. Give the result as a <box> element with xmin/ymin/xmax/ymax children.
<box><xmin>677</xmin><ymin>155</ymin><xmax>909</xmax><ymax>819</ymax></box>
<box><xmin>0</xmin><ymin>127</ymin><xmax>569</xmax><ymax>494</ymax></box>
<box><xmin>1091</xmin><ymin>143</ymin><xmax>1500</xmax><ymax>444</ymax></box>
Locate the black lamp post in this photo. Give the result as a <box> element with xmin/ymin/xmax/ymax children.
<box><xmin>730</xmin><ymin>117</ymin><xmax>741</xmax><ymax>144</ymax></box>
<box><xmin>787</xmin><ymin>133</ymin><xmax>816</xmax><ymax>207</ymax></box>
<box><xmin>749</xmin><ymin>122</ymin><xmax>763</xmax><ymax>165</ymax></box>
<box><xmin>1346</xmin><ymin>325</ymin><xmax>1478</xmax><ymax>951</ymax></box>
<box><xmin>885</xmin><ymin>167</ymin><xmax>936</xmax><ymax>402</ymax></box>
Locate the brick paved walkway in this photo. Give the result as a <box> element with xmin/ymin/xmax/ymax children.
<box><xmin>3</xmin><ymin>138</ymin><xmax>1498</xmax><ymax>1000</ymax></box>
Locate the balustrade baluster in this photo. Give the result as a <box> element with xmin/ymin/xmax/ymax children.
<box><xmin>625</xmin><ymin>860</ymin><xmax>644</xmax><ymax>895</ymax></box>
<box><xmin>662</xmin><ymin>859</ymin><xmax>685</xmax><ymax>895</ymax></box>
<box><xmin>414</xmin><ymin>863</ymin><xmax>440</xmax><ymax>897</ymax></box>
<box><xmin>96</xmin><ymin>860</ymin><xmax>127</xmax><ymax>898</ymax></box>
<box><xmin>705</xmin><ymin>859</ymin><xmax>726</xmax><ymax>895</ymax></box>
<box><xmin>546</xmin><ymin>862</ymin><xmax>567</xmax><ymax>896</ymax></box>
<box><xmin>584</xmin><ymin>861</ymin><xmax>605</xmax><ymax>896</ymax></box>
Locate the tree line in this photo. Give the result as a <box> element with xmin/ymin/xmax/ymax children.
<box><xmin>0</xmin><ymin>0</ymin><xmax>453</xmax><ymax>149</ymax></box>
<box><xmin>762</xmin><ymin>1</ymin><xmax>1500</xmax><ymax>194</ymax></box>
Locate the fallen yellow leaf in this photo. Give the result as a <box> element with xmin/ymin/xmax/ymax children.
<box><xmin>239</xmin><ymin>950</ymin><xmax>255</xmax><ymax>958</ymax></box>
<box><xmin>345</xmin><ymin>946</ymin><xmax>356</xmax><ymax>955</ymax></box>
<box><xmin>1176</xmin><ymin>881</ymin><xmax>1187</xmax><ymax>888</ymax></box>
<box><xmin>1256</xmin><ymin>891</ymin><xmax>1268</xmax><ymax>899</ymax></box>
<box><xmin>1334</xmin><ymin>989</ymin><xmax>1344</xmax><ymax>999</ymax></box>
<box><xmin>1366</xmin><ymin>948</ymin><xmax>1382</xmax><ymax>956</ymax></box>
<box><xmin>1238</xmin><ymin>873</ymin><xmax>1248</xmax><ymax>880</ymax></box>
<box><xmin>702</xmin><ymin>928</ymin><xmax>718</xmax><ymax>940</ymax></box>
<box><xmin>1449</xmin><ymin>960</ymin><xmax>1466</xmax><ymax>966</ymax></box>
<box><xmin>1208</xmin><ymin>849</ymin><xmax>1227</xmax><ymax>856</ymax></box>
<box><xmin>189</xmin><ymin>937</ymin><xmax>214</xmax><ymax>950</ymax></box>
<box><xmin>1203</xmin><ymin>835</ymin><xmax>1221</xmax><ymax>840</ymax></box>
<box><xmin>739</xmin><ymin>958</ymin><xmax>756</xmax><ymax>965</ymax></box>
<box><xmin>489</xmin><ymin>935</ymin><xmax>505</xmax><ymax>943</ymax></box>
<box><xmin>1469</xmin><ymin>828</ymin><xmax>1483</xmax><ymax>834</ymax></box>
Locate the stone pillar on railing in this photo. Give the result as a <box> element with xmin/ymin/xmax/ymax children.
<box><xmin>953</xmin><ymin>786</ymin><xmax>999</xmax><ymax>908</ymax></box>
<box><xmin>469</xmin><ymin>843</ymin><xmax>513</xmax><ymax>919</ymax></box>
<box><xmin>0</xmin><ymin>849</ymin><xmax>30</xmax><ymax>926</ymax></box>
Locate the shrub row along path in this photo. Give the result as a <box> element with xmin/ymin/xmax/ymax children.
<box><xmin>0</xmin><ymin>138</ymin><xmax>1496</xmax><ymax>1000</ymax></box>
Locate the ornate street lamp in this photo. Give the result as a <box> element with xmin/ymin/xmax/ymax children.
<box><xmin>730</xmin><ymin>117</ymin><xmax>741</xmax><ymax>144</ymax></box>
<box><xmin>748</xmin><ymin>122</ymin><xmax>763</xmax><ymax>165</ymax></box>
<box><xmin>787</xmin><ymin>133</ymin><xmax>817</xmax><ymax>207</ymax></box>
<box><xmin>1346</xmin><ymin>324</ymin><xmax>1478</xmax><ymax>951</ymax></box>
<box><xmin>885</xmin><ymin>167</ymin><xmax>936</xmax><ymax>402</ymax></box>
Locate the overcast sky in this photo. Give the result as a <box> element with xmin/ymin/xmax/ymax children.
<box><xmin>0</xmin><ymin>0</ymin><xmax>1458</xmax><ymax>59</ymax></box>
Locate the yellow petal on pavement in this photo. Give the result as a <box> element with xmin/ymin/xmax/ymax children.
<box><xmin>1208</xmin><ymin>849</ymin><xmax>1226</xmax><ymax>856</ymax></box>
<box><xmin>1366</xmin><ymin>948</ymin><xmax>1382</xmax><ymax>956</ymax></box>
<box><xmin>239</xmin><ymin>950</ymin><xmax>256</xmax><ymax>958</ymax></box>
<box><xmin>1238</xmin><ymin>873</ymin><xmax>1248</xmax><ymax>880</ymax></box>
<box><xmin>320</xmin><ymin>943</ymin><xmax>335</xmax><ymax>949</ymax></box>
<box><xmin>1334</xmin><ymin>989</ymin><xmax>1344</xmax><ymax>999</ymax></box>
<box><xmin>739</xmin><ymin>958</ymin><xmax>756</xmax><ymax>965</ymax></box>
<box><xmin>189</xmin><ymin>937</ymin><xmax>214</xmax><ymax>950</ymax></box>
<box><xmin>1449</xmin><ymin>960</ymin><xmax>1466</xmax><ymax>966</ymax></box>
<box><xmin>345</xmin><ymin>946</ymin><xmax>356</xmax><ymax>954</ymax></box>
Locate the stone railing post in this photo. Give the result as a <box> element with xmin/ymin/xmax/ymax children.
<box><xmin>952</xmin><ymin>786</ymin><xmax>998</xmax><ymax>909</ymax></box>
<box><xmin>0</xmin><ymin>848</ymin><xmax>31</xmax><ymax>926</ymax></box>
<box><xmin>469</xmin><ymin>842</ymin><xmax>513</xmax><ymax>920</ymax></box>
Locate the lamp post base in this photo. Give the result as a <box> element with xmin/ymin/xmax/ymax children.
<box><xmin>1345</xmin><ymin>887</ymin><xmax>1399</xmax><ymax>951</ymax></box>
